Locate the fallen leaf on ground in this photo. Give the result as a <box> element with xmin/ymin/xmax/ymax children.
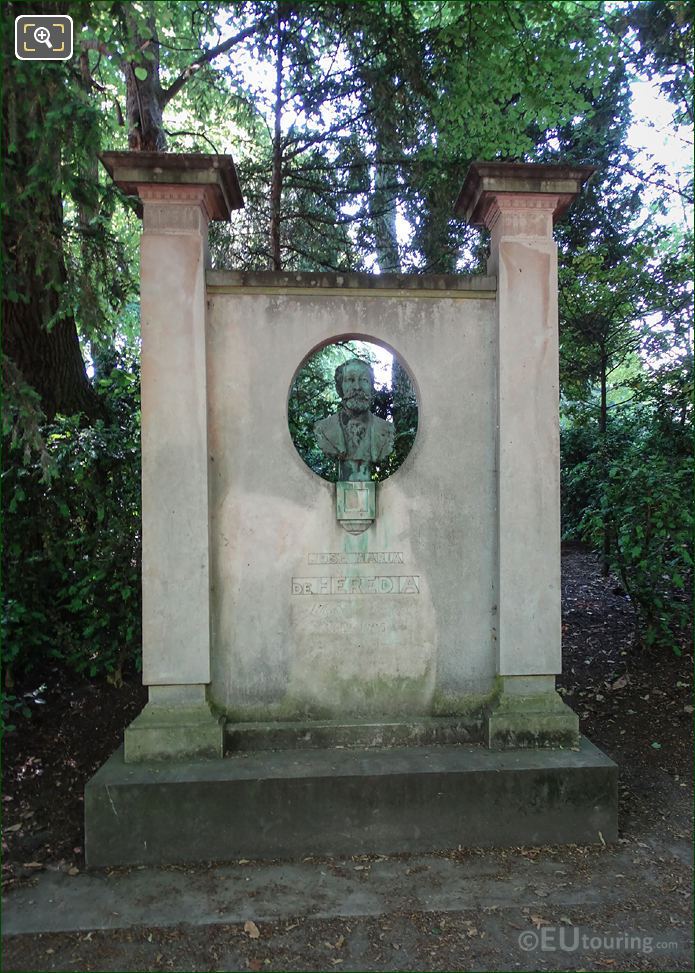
<box><xmin>244</xmin><ymin>919</ymin><xmax>261</xmax><ymax>939</ymax></box>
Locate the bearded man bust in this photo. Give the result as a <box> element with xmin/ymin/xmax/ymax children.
<box><xmin>313</xmin><ymin>358</ymin><xmax>395</xmax><ymax>481</ymax></box>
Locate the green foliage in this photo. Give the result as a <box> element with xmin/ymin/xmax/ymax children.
<box><xmin>561</xmin><ymin>402</ymin><xmax>693</xmax><ymax>652</ymax></box>
<box><xmin>605</xmin><ymin>447</ymin><xmax>692</xmax><ymax>650</ymax></box>
<box><xmin>614</xmin><ymin>0</ymin><xmax>694</xmax><ymax>130</ymax></box>
<box><xmin>2</xmin><ymin>362</ymin><xmax>142</xmax><ymax>691</ymax></box>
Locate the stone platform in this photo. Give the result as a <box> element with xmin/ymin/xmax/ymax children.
<box><xmin>85</xmin><ymin>738</ymin><xmax>617</xmax><ymax>867</ymax></box>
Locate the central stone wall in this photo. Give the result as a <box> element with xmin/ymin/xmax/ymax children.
<box><xmin>205</xmin><ymin>271</ymin><xmax>498</xmax><ymax>720</ymax></box>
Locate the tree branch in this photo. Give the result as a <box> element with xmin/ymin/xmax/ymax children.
<box><xmin>81</xmin><ymin>38</ymin><xmax>124</xmax><ymax>68</ymax></box>
<box><xmin>160</xmin><ymin>22</ymin><xmax>262</xmax><ymax>107</ymax></box>
<box><xmin>164</xmin><ymin>129</ymin><xmax>221</xmax><ymax>153</ymax></box>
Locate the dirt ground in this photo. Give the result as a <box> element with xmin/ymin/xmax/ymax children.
<box><xmin>2</xmin><ymin>546</ymin><xmax>693</xmax><ymax>971</ymax></box>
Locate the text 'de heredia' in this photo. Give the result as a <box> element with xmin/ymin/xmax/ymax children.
<box><xmin>292</xmin><ymin>576</ymin><xmax>420</xmax><ymax>595</ymax></box>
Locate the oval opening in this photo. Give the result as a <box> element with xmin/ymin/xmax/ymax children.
<box><xmin>288</xmin><ymin>338</ymin><xmax>418</xmax><ymax>482</ymax></box>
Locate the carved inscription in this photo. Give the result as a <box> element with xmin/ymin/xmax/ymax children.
<box><xmin>292</xmin><ymin>576</ymin><xmax>420</xmax><ymax>595</ymax></box>
<box><xmin>308</xmin><ymin>552</ymin><xmax>404</xmax><ymax>565</ymax></box>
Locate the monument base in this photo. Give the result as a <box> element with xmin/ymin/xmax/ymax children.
<box><xmin>124</xmin><ymin>703</ymin><xmax>224</xmax><ymax>762</ymax></box>
<box><xmin>486</xmin><ymin>689</ymin><xmax>580</xmax><ymax>749</ymax></box>
<box><xmin>85</xmin><ymin>737</ymin><xmax>617</xmax><ymax>868</ymax></box>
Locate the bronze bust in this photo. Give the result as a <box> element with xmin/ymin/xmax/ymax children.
<box><xmin>314</xmin><ymin>359</ymin><xmax>394</xmax><ymax>481</ymax></box>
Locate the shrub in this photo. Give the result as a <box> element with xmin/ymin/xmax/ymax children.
<box><xmin>561</xmin><ymin>407</ymin><xmax>693</xmax><ymax>651</ymax></box>
<box><xmin>2</xmin><ymin>363</ymin><xmax>142</xmax><ymax>692</ymax></box>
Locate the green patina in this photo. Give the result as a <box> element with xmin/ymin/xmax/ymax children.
<box><xmin>224</xmin><ymin>679</ymin><xmax>498</xmax><ymax>725</ymax></box>
<box><xmin>124</xmin><ymin>703</ymin><xmax>224</xmax><ymax>762</ymax></box>
<box><xmin>430</xmin><ymin>684</ymin><xmax>500</xmax><ymax>718</ymax></box>
<box><xmin>220</xmin><ymin>680</ymin><xmax>580</xmax><ymax>752</ymax></box>
<box><xmin>224</xmin><ymin>696</ymin><xmax>335</xmax><ymax>724</ymax></box>
<box><xmin>486</xmin><ymin>687</ymin><xmax>580</xmax><ymax>749</ymax></box>
<box><xmin>225</xmin><ymin>677</ymin><xmax>431</xmax><ymax>723</ymax></box>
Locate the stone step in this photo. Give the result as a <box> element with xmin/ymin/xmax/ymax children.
<box><xmin>85</xmin><ymin>737</ymin><xmax>618</xmax><ymax>868</ymax></box>
<box><xmin>224</xmin><ymin>716</ymin><xmax>485</xmax><ymax>752</ymax></box>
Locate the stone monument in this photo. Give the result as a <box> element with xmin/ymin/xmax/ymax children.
<box><xmin>85</xmin><ymin>153</ymin><xmax>618</xmax><ymax>866</ymax></box>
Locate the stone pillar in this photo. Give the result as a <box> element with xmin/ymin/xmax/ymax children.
<box><xmin>100</xmin><ymin>153</ymin><xmax>243</xmax><ymax>760</ymax></box>
<box><xmin>456</xmin><ymin>162</ymin><xmax>593</xmax><ymax>748</ymax></box>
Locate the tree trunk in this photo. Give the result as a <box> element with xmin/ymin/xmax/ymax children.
<box><xmin>2</xmin><ymin>18</ymin><xmax>102</xmax><ymax>421</ymax></box>
<box><xmin>268</xmin><ymin>5</ymin><xmax>285</xmax><ymax>271</ymax></box>
<box><xmin>370</xmin><ymin>81</ymin><xmax>400</xmax><ymax>276</ymax></box>
<box><xmin>121</xmin><ymin>1</ymin><xmax>166</xmax><ymax>151</ymax></box>
<box><xmin>372</xmin><ymin>161</ymin><xmax>400</xmax><ymax>273</ymax></box>
<box><xmin>3</xmin><ymin>0</ymin><xmax>258</xmax><ymax>423</ymax></box>
<box><xmin>5</xmin><ymin>293</ymin><xmax>102</xmax><ymax>422</ymax></box>
<box><xmin>599</xmin><ymin>349</ymin><xmax>610</xmax><ymax>577</ymax></box>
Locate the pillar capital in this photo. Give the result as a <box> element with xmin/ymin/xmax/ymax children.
<box><xmin>454</xmin><ymin>161</ymin><xmax>595</xmax><ymax>230</ymax></box>
<box><xmin>99</xmin><ymin>150</ymin><xmax>244</xmax><ymax>221</ymax></box>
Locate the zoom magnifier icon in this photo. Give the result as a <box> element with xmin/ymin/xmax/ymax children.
<box><xmin>34</xmin><ymin>26</ymin><xmax>53</xmax><ymax>48</ymax></box>
<box><xmin>15</xmin><ymin>14</ymin><xmax>73</xmax><ymax>60</ymax></box>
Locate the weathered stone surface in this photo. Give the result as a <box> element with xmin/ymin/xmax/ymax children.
<box><xmin>206</xmin><ymin>269</ymin><xmax>496</xmax><ymax>294</ymax></box>
<box><xmin>124</xmin><ymin>684</ymin><xmax>224</xmax><ymax>761</ymax></box>
<box><xmin>494</xmin><ymin>221</ymin><xmax>563</xmax><ymax>678</ymax></box>
<box><xmin>124</xmin><ymin>703</ymin><xmax>224</xmax><ymax>762</ymax></box>
<box><xmin>225</xmin><ymin>716</ymin><xmax>485</xmax><ymax>751</ymax></box>
<box><xmin>455</xmin><ymin>160</ymin><xmax>595</xmax><ymax>225</ymax></box>
<box><xmin>335</xmin><ymin>480</ymin><xmax>376</xmax><ymax>534</ymax></box>
<box><xmin>139</xmin><ymin>212</ymin><xmax>212</xmax><ymax>689</ymax></box>
<box><xmin>486</xmin><ymin>683</ymin><xmax>580</xmax><ymax>750</ymax></box>
<box><xmin>206</xmin><ymin>283</ymin><xmax>498</xmax><ymax>718</ymax></box>
<box><xmin>85</xmin><ymin>738</ymin><xmax>618</xmax><ymax>867</ymax></box>
<box><xmin>99</xmin><ymin>151</ymin><xmax>243</xmax><ymax>220</ymax></box>
<box><xmin>105</xmin><ymin>157</ymin><xmax>239</xmax><ymax>760</ymax></box>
